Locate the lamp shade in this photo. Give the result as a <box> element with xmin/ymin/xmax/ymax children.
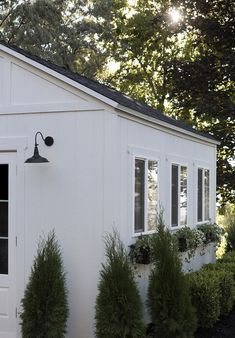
<box><xmin>25</xmin><ymin>145</ymin><xmax>49</xmax><ymax>163</ymax></box>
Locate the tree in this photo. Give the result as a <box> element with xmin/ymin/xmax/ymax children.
<box><xmin>0</xmin><ymin>0</ymin><xmax>108</xmax><ymax>78</ymax></box>
<box><xmin>93</xmin><ymin>0</ymin><xmax>184</xmax><ymax>112</ymax></box>
<box><xmin>1</xmin><ymin>0</ymin><xmax>234</xmax><ymax>204</ymax></box>
<box><xmin>95</xmin><ymin>230</ymin><xmax>145</xmax><ymax>337</ymax></box>
<box><xmin>94</xmin><ymin>0</ymin><xmax>235</xmax><ymax>205</ymax></box>
<box><xmin>20</xmin><ymin>230</ymin><xmax>69</xmax><ymax>338</ymax></box>
<box><xmin>147</xmin><ymin>213</ymin><xmax>197</xmax><ymax>337</ymax></box>
<box><xmin>169</xmin><ymin>0</ymin><xmax>235</xmax><ymax>206</ymax></box>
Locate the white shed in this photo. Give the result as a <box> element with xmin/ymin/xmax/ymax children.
<box><xmin>0</xmin><ymin>41</ymin><xmax>219</xmax><ymax>338</ymax></box>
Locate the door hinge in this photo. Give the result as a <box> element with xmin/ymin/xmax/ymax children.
<box><xmin>15</xmin><ymin>236</ymin><xmax>17</xmax><ymax>247</ymax></box>
<box><xmin>15</xmin><ymin>307</ymin><xmax>18</xmax><ymax>318</ymax></box>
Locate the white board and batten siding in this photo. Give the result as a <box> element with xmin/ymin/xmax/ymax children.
<box><xmin>0</xmin><ymin>44</ymin><xmax>218</xmax><ymax>337</ymax></box>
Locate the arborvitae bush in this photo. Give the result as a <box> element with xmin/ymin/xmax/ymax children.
<box><xmin>95</xmin><ymin>230</ymin><xmax>145</xmax><ymax>338</ymax></box>
<box><xmin>147</xmin><ymin>213</ymin><xmax>197</xmax><ymax>338</ymax></box>
<box><xmin>20</xmin><ymin>230</ymin><xmax>69</xmax><ymax>338</ymax></box>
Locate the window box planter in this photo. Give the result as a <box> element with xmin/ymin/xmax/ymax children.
<box><xmin>178</xmin><ymin>236</ymin><xmax>188</xmax><ymax>252</ymax></box>
<box><xmin>129</xmin><ymin>235</ymin><xmax>152</xmax><ymax>265</ymax></box>
<box><xmin>129</xmin><ymin>244</ymin><xmax>151</xmax><ymax>265</ymax></box>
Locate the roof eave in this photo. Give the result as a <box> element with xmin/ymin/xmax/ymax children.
<box><xmin>116</xmin><ymin>103</ymin><xmax>220</xmax><ymax>146</ymax></box>
<box><xmin>0</xmin><ymin>42</ymin><xmax>220</xmax><ymax>146</ymax></box>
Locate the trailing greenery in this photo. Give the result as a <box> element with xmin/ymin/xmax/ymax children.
<box><xmin>95</xmin><ymin>230</ymin><xmax>145</xmax><ymax>338</ymax></box>
<box><xmin>129</xmin><ymin>223</ymin><xmax>222</xmax><ymax>265</ymax></box>
<box><xmin>129</xmin><ymin>234</ymin><xmax>152</xmax><ymax>265</ymax></box>
<box><xmin>20</xmin><ymin>230</ymin><xmax>69</xmax><ymax>338</ymax></box>
<box><xmin>188</xmin><ymin>270</ymin><xmax>221</xmax><ymax>328</ymax></box>
<box><xmin>147</xmin><ymin>213</ymin><xmax>197</xmax><ymax>338</ymax></box>
<box><xmin>174</xmin><ymin>226</ymin><xmax>205</xmax><ymax>261</ymax></box>
<box><xmin>198</xmin><ymin>223</ymin><xmax>224</xmax><ymax>245</ymax></box>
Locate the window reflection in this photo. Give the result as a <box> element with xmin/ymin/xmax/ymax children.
<box><xmin>148</xmin><ymin>161</ymin><xmax>158</xmax><ymax>231</ymax></box>
<box><xmin>180</xmin><ymin>166</ymin><xmax>187</xmax><ymax>226</ymax></box>
<box><xmin>204</xmin><ymin>170</ymin><xmax>210</xmax><ymax>220</ymax></box>
<box><xmin>134</xmin><ymin>159</ymin><xmax>145</xmax><ymax>233</ymax></box>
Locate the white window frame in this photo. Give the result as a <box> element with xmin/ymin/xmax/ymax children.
<box><xmin>170</xmin><ymin>163</ymin><xmax>188</xmax><ymax>229</ymax></box>
<box><xmin>197</xmin><ymin>167</ymin><xmax>210</xmax><ymax>224</ymax></box>
<box><xmin>132</xmin><ymin>155</ymin><xmax>159</xmax><ymax>236</ymax></box>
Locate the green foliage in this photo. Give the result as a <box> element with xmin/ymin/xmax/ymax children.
<box><xmin>20</xmin><ymin>230</ymin><xmax>69</xmax><ymax>338</ymax></box>
<box><xmin>225</xmin><ymin>222</ymin><xmax>235</xmax><ymax>252</ymax></box>
<box><xmin>221</xmin><ymin>210</ymin><xmax>235</xmax><ymax>252</ymax></box>
<box><xmin>174</xmin><ymin>226</ymin><xmax>205</xmax><ymax>261</ymax></box>
<box><xmin>175</xmin><ymin>227</ymin><xmax>205</xmax><ymax>250</ymax></box>
<box><xmin>204</xmin><ymin>261</ymin><xmax>235</xmax><ymax>281</ymax></box>
<box><xmin>189</xmin><ymin>249</ymin><xmax>235</xmax><ymax>328</ymax></box>
<box><xmin>188</xmin><ymin>270</ymin><xmax>221</xmax><ymax>328</ymax></box>
<box><xmin>129</xmin><ymin>234</ymin><xmax>152</xmax><ymax>265</ymax></box>
<box><xmin>95</xmin><ymin>230</ymin><xmax>145</xmax><ymax>338</ymax></box>
<box><xmin>170</xmin><ymin>0</ymin><xmax>235</xmax><ymax>205</ymax></box>
<box><xmin>202</xmin><ymin>264</ymin><xmax>235</xmax><ymax>316</ymax></box>
<box><xmin>217</xmin><ymin>270</ymin><xmax>234</xmax><ymax>316</ymax></box>
<box><xmin>220</xmin><ymin>251</ymin><xmax>235</xmax><ymax>264</ymax></box>
<box><xmin>95</xmin><ymin>0</ymin><xmax>235</xmax><ymax>205</ymax></box>
<box><xmin>147</xmin><ymin>213</ymin><xmax>197</xmax><ymax>337</ymax></box>
<box><xmin>0</xmin><ymin>0</ymin><xmax>108</xmax><ymax>78</ymax></box>
<box><xmin>198</xmin><ymin>223</ymin><xmax>224</xmax><ymax>245</ymax></box>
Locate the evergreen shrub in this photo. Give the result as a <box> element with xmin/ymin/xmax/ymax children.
<box><xmin>147</xmin><ymin>213</ymin><xmax>197</xmax><ymax>338</ymax></box>
<box><xmin>95</xmin><ymin>230</ymin><xmax>145</xmax><ymax>338</ymax></box>
<box><xmin>219</xmin><ymin>250</ymin><xmax>235</xmax><ymax>263</ymax></box>
<box><xmin>20</xmin><ymin>230</ymin><xmax>69</xmax><ymax>338</ymax></box>
<box><xmin>188</xmin><ymin>270</ymin><xmax>220</xmax><ymax>328</ymax></box>
<box><xmin>203</xmin><ymin>263</ymin><xmax>235</xmax><ymax>315</ymax></box>
<box><xmin>216</xmin><ymin>270</ymin><xmax>234</xmax><ymax>315</ymax></box>
<box><xmin>224</xmin><ymin>219</ymin><xmax>235</xmax><ymax>252</ymax></box>
<box><xmin>204</xmin><ymin>261</ymin><xmax>235</xmax><ymax>279</ymax></box>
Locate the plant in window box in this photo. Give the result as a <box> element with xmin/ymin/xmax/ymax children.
<box><xmin>198</xmin><ymin>223</ymin><xmax>224</xmax><ymax>245</ymax></box>
<box><xmin>129</xmin><ymin>235</ymin><xmax>152</xmax><ymax>265</ymax></box>
<box><xmin>174</xmin><ymin>227</ymin><xmax>205</xmax><ymax>261</ymax></box>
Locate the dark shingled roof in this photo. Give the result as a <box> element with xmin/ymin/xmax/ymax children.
<box><xmin>0</xmin><ymin>40</ymin><xmax>217</xmax><ymax>142</ymax></box>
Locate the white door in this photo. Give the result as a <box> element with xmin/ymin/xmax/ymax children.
<box><xmin>0</xmin><ymin>153</ymin><xmax>17</xmax><ymax>338</ymax></box>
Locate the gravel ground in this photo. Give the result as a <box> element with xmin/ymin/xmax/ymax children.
<box><xmin>195</xmin><ymin>309</ymin><xmax>235</xmax><ymax>338</ymax></box>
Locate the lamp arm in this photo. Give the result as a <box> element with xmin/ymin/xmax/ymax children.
<box><xmin>35</xmin><ymin>131</ymin><xmax>45</xmax><ymax>146</ymax></box>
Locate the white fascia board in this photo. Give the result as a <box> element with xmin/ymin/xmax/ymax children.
<box><xmin>0</xmin><ymin>45</ymin><xmax>119</xmax><ymax>109</ymax></box>
<box><xmin>116</xmin><ymin>104</ymin><xmax>220</xmax><ymax>147</ymax></box>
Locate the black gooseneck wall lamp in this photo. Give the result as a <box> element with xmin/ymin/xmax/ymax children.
<box><xmin>25</xmin><ymin>131</ymin><xmax>54</xmax><ymax>163</ymax></box>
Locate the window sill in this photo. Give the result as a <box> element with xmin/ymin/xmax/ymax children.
<box><xmin>132</xmin><ymin>230</ymin><xmax>156</xmax><ymax>238</ymax></box>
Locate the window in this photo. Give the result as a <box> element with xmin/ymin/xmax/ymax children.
<box><xmin>171</xmin><ymin>164</ymin><xmax>187</xmax><ymax>227</ymax></box>
<box><xmin>0</xmin><ymin>164</ymin><xmax>8</xmax><ymax>275</ymax></box>
<box><xmin>134</xmin><ymin>158</ymin><xmax>158</xmax><ymax>234</ymax></box>
<box><xmin>197</xmin><ymin>168</ymin><xmax>210</xmax><ymax>222</ymax></box>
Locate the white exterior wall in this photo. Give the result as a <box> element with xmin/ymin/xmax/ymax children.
<box><xmin>0</xmin><ymin>46</ymin><xmax>217</xmax><ymax>338</ymax></box>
